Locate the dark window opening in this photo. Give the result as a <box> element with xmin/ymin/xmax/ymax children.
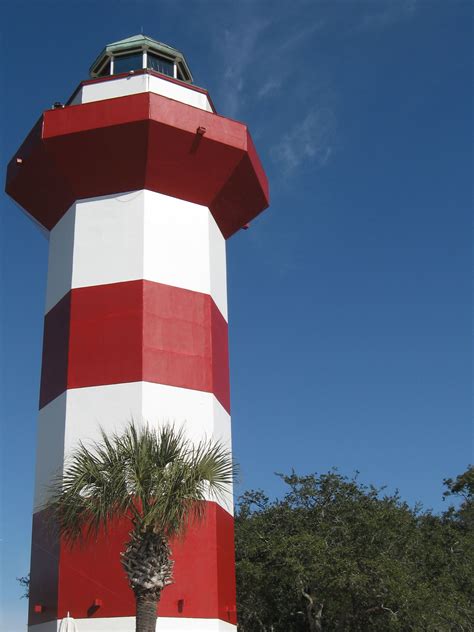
<box><xmin>177</xmin><ymin>64</ymin><xmax>191</xmax><ymax>82</ymax></box>
<box><xmin>113</xmin><ymin>52</ymin><xmax>143</xmax><ymax>75</ymax></box>
<box><xmin>97</xmin><ymin>59</ymin><xmax>111</xmax><ymax>78</ymax></box>
<box><xmin>147</xmin><ymin>52</ymin><xmax>174</xmax><ymax>77</ymax></box>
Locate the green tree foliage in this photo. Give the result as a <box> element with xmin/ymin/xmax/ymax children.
<box><xmin>235</xmin><ymin>469</ymin><xmax>473</xmax><ymax>632</ymax></box>
<box><xmin>44</xmin><ymin>424</ymin><xmax>234</xmax><ymax>632</ymax></box>
<box><xmin>16</xmin><ymin>574</ymin><xmax>29</xmax><ymax>599</ymax></box>
<box><xmin>443</xmin><ymin>465</ymin><xmax>474</xmax><ymax>529</ymax></box>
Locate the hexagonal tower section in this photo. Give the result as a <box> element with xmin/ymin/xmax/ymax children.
<box><xmin>6</xmin><ymin>35</ymin><xmax>269</xmax><ymax>632</ymax></box>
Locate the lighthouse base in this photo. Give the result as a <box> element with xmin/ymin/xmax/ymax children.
<box><xmin>29</xmin><ymin>501</ymin><xmax>236</xmax><ymax>627</ymax></box>
<box><xmin>29</xmin><ymin>617</ymin><xmax>237</xmax><ymax>631</ymax></box>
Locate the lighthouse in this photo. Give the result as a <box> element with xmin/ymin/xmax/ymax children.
<box><xmin>6</xmin><ymin>35</ymin><xmax>269</xmax><ymax>632</ymax></box>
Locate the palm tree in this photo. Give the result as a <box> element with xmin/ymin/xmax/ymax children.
<box><xmin>45</xmin><ymin>423</ymin><xmax>234</xmax><ymax>632</ymax></box>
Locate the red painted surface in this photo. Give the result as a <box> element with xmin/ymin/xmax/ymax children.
<box><xmin>211</xmin><ymin>145</ymin><xmax>270</xmax><ymax>239</ymax></box>
<box><xmin>38</xmin><ymin>292</ymin><xmax>71</xmax><ymax>408</ymax></box>
<box><xmin>5</xmin><ymin>119</ymin><xmax>76</xmax><ymax>230</ymax></box>
<box><xmin>39</xmin><ymin>280</ymin><xmax>230</xmax><ymax>412</ymax></box>
<box><xmin>29</xmin><ymin>511</ymin><xmax>60</xmax><ymax>625</ymax></box>
<box><xmin>5</xmin><ymin>92</ymin><xmax>269</xmax><ymax>239</ymax></box>
<box><xmin>28</xmin><ymin>502</ymin><xmax>236</xmax><ymax>626</ymax></box>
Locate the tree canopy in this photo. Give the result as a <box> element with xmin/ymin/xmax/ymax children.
<box><xmin>235</xmin><ymin>468</ymin><xmax>474</xmax><ymax>632</ymax></box>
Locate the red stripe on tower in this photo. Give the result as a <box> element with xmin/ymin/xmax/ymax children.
<box><xmin>40</xmin><ymin>281</ymin><xmax>230</xmax><ymax>412</ymax></box>
<box><xmin>29</xmin><ymin>502</ymin><xmax>236</xmax><ymax>626</ymax></box>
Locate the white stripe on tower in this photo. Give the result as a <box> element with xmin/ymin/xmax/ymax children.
<box><xmin>34</xmin><ymin>383</ymin><xmax>233</xmax><ymax>514</ymax></box>
<box><xmin>69</xmin><ymin>73</ymin><xmax>215</xmax><ymax>112</ymax></box>
<box><xmin>45</xmin><ymin>190</ymin><xmax>228</xmax><ymax>320</ymax></box>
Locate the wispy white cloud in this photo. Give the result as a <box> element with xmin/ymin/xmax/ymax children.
<box><xmin>279</xmin><ymin>20</ymin><xmax>325</xmax><ymax>52</ymax></box>
<box><xmin>211</xmin><ymin>8</ymin><xmax>336</xmax><ymax>176</ymax></box>
<box><xmin>357</xmin><ymin>0</ymin><xmax>417</xmax><ymax>31</ymax></box>
<box><xmin>257</xmin><ymin>78</ymin><xmax>282</xmax><ymax>99</ymax></box>
<box><xmin>254</xmin><ymin>20</ymin><xmax>324</xmax><ymax>101</ymax></box>
<box><xmin>270</xmin><ymin>108</ymin><xmax>336</xmax><ymax>174</ymax></box>
<box><xmin>218</xmin><ymin>18</ymin><xmax>271</xmax><ymax>118</ymax></box>
<box><xmin>215</xmin><ymin>15</ymin><xmax>325</xmax><ymax>115</ymax></box>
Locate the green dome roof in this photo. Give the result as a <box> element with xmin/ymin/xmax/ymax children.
<box><xmin>89</xmin><ymin>34</ymin><xmax>193</xmax><ymax>82</ymax></box>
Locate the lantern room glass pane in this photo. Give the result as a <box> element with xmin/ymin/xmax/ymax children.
<box><xmin>113</xmin><ymin>53</ymin><xmax>143</xmax><ymax>75</ymax></box>
<box><xmin>147</xmin><ymin>52</ymin><xmax>174</xmax><ymax>77</ymax></box>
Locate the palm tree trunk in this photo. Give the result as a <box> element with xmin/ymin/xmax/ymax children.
<box><xmin>135</xmin><ymin>594</ymin><xmax>157</xmax><ymax>632</ymax></box>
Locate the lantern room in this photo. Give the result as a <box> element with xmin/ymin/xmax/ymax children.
<box><xmin>89</xmin><ymin>34</ymin><xmax>193</xmax><ymax>83</ymax></box>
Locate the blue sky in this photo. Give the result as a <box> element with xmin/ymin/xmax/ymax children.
<box><xmin>1</xmin><ymin>1</ymin><xmax>472</xmax><ymax>629</ymax></box>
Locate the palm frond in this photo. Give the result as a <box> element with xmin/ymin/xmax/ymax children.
<box><xmin>44</xmin><ymin>423</ymin><xmax>235</xmax><ymax>543</ymax></box>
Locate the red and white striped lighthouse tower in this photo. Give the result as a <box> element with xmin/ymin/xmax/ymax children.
<box><xmin>6</xmin><ymin>35</ymin><xmax>269</xmax><ymax>632</ymax></box>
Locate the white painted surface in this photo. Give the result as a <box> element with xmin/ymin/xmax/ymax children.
<box><xmin>65</xmin><ymin>190</ymin><xmax>145</xmax><ymax>307</ymax></box>
<box><xmin>44</xmin><ymin>191</ymin><xmax>228</xmax><ymax>320</ymax></box>
<box><xmin>30</xmin><ymin>617</ymin><xmax>236</xmax><ymax>631</ymax></box>
<box><xmin>208</xmin><ymin>212</ymin><xmax>228</xmax><ymax>317</ymax></box>
<box><xmin>141</xmin><ymin>382</ymin><xmax>231</xmax><ymax>449</ymax></box>
<box><xmin>45</xmin><ymin>206</ymin><xmax>76</xmax><ymax>312</ymax></box>
<box><xmin>34</xmin><ymin>393</ymin><xmax>67</xmax><ymax>512</ymax></box>
<box><xmin>34</xmin><ymin>382</ymin><xmax>233</xmax><ymax>514</ymax></box>
<box><xmin>142</xmin><ymin>191</ymin><xmax>227</xmax><ymax>319</ymax></box>
<box><xmin>69</xmin><ymin>73</ymin><xmax>213</xmax><ymax>112</ymax></box>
